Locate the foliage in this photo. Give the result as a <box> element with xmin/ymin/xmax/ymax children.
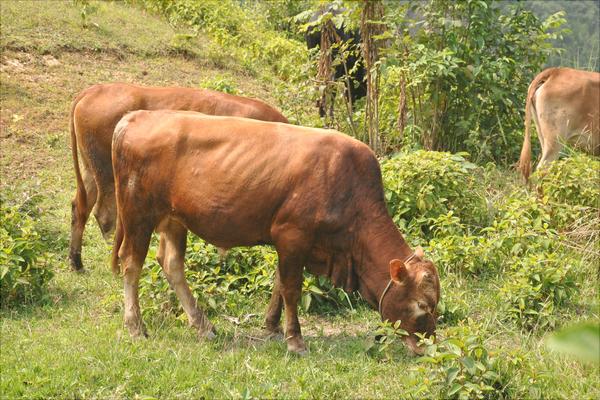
<box><xmin>418</xmin><ymin>324</ymin><xmax>504</xmax><ymax>400</ymax></box>
<box><xmin>379</xmin><ymin>0</ymin><xmax>565</xmax><ymax>163</ymax></box>
<box><xmin>533</xmin><ymin>154</ymin><xmax>600</xmax><ymax>229</ymax></box>
<box><xmin>429</xmin><ymin>185</ymin><xmax>566</xmax><ymax>276</ymax></box>
<box><xmin>199</xmin><ymin>75</ymin><xmax>238</xmax><ymax>95</ymax></box>
<box><xmin>0</xmin><ymin>196</ymin><xmax>53</xmax><ymax>307</ymax></box>
<box><xmin>367</xmin><ymin>319</ymin><xmax>409</xmax><ymax>361</ymax></box>
<box><xmin>139</xmin><ymin>235</ymin><xmax>355</xmax><ymax>317</ymax></box>
<box><xmin>136</xmin><ymin>0</ymin><xmax>308</xmax><ymax>82</ymax></box>
<box><xmin>381</xmin><ymin>151</ymin><xmax>488</xmax><ymax>240</ymax></box>
<box><xmin>500</xmin><ymin>252</ymin><xmax>578</xmax><ymax>331</ymax></box>
<box><xmin>522</xmin><ymin>0</ymin><xmax>599</xmax><ymax>70</ymax></box>
<box><xmin>436</xmin><ymin>277</ymin><xmax>468</xmax><ymax>326</ymax></box>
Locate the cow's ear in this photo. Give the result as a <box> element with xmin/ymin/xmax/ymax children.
<box><xmin>390</xmin><ymin>259</ymin><xmax>408</xmax><ymax>283</ymax></box>
<box><xmin>415</xmin><ymin>246</ymin><xmax>424</xmax><ymax>258</ymax></box>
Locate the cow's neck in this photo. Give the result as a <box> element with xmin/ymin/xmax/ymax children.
<box><xmin>353</xmin><ymin>213</ymin><xmax>413</xmax><ymax>311</ymax></box>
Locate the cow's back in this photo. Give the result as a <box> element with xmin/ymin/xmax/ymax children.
<box><xmin>74</xmin><ymin>83</ymin><xmax>287</xmax><ymax>128</ymax></box>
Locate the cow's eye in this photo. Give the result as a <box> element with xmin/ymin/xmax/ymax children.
<box><xmin>418</xmin><ymin>301</ymin><xmax>433</xmax><ymax>314</ymax></box>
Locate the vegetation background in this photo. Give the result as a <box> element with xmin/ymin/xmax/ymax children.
<box><xmin>1</xmin><ymin>0</ymin><xmax>598</xmax><ymax>398</ymax></box>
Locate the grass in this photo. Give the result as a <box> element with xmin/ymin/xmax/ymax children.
<box><xmin>1</xmin><ymin>1</ymin><xmax>599</xmax><ymax>399</ymax></box>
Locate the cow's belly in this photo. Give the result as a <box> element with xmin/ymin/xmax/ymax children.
<box><xmin>183</xmin><ymin>214</ymin><xmax>273</xmax><ymax>249</ymax></box>
<box><xmin>169</xmin><ymin>193</ymin><xmax>277</xmax><ymax>249</ymax></box>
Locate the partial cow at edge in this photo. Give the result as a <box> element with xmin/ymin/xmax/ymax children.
<box><xmin>519</xmin><ymin>67</ymin><xmax>600</xmax><ymax>181</ymax></box>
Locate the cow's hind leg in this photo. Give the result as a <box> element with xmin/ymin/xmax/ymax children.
<box><xmin>264</xmin><ymin>269</ymin><xmax>284</xmax><ymax>339</ymax></box>
<box><xmin>69</xmin><ymin>163</ymin><xmax>97</xmax><ymax>271</ymax></box>
<box><xmin>119</xmin><ymin>227</ymin><xmax>152</xmax><ymax>338</ymax></box>
<box><xmin>158</xmin><ymin>219</ymin><xmax>215</xmax><ymax>340</ymax></box>
<box><xmin>537</xmin><ymin>129</ymin><xmax>561</xmax><ymax>171</ymax></box>
<box><xmin>93</xmin><ymin>170</ymin><xmax>118</xmax><ymax>241</ymax></box>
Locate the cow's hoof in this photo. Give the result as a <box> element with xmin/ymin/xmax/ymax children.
<box><xmin>69</xmin><ymin>253</ymin><xmax>84</xmax><ymax>272</ymax></box>
<box><xmin>264</xmin><ymin>325</ymin><xmax>284</xmax><ymax>341</ymax></box>
<box><xmin>125</xmin><ymin>318</ymin><xmax>148</xmax><ymax>338</ymax></box>
<box><xmin>286</xmin><ymin>336</ymin><xmax>307</xmax><ymax>355</ymax></box>
<box><xmin>197</xmin><ymin>325</ymin><xmax>217</xmax><ymax>341</ymax></box>
<box><xmin>129</xmin><ymin>328</ymin><xmax>148</xmax><ymax>339</ymax></box>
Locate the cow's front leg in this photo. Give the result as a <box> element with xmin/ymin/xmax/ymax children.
<box><xmin>273</xmin><ymin>231</ymin><xmax>310</xmax><ymax>354</ymax></box>
<box><xmin>279</xmin><ymin>261</ymin><xmax>306</xmax><ymax>354</ymax></box>
<box><xmin>264</xmin><ymin>269</ymin><xmax>284</xmax><ymax>339</ymax></box>
<box><xmin>158</xmin><ymin>220</ymin><xmax>215</xmax><ymax>340</ymax></box>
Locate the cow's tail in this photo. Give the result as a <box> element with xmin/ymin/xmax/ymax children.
<box><xmin>70</xmin><ymin>91</ymin><xmax>87</xmax><ymax>212</ymax></box>
<box><xmin>519</xmin><ymin>68</ymin><xmax>556</xmax><ymax>182</ymax></box>
<box><xmin>110</xmin><ymin>116</ymin><xmax>130</xmax><ymax>276</ymax></box>
<box><xmin>111</xmin><ymin>212</ymin><xmax>123</xmax><ymax>275</ymax></box>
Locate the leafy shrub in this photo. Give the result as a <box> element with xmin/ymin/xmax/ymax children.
<box><xmin>500</xmin><ymin>252</ymin><xmax>578</xmax><ymax>331</ymax></box>
<box><xmin>138</xmin><ymin>0</ymin><xmax>308</xmax><ymax>82</ymax></box>
<box><xmin>367</xmin><ymin>319</ymin><xmax>409</xmax><ymax>361</ymax></box>
<box><xmin>0</xmin><ymin>198</ymin><xmax>53</xmax><ymax>307</ymax></box>
<box><xmin>436</xmin><ymin>276</ymin><xmax>468</xmax><ymax>326</ymax></box>
<box><xmin>380</xmin><ymin>1</ymin><xmax>564</xmax><ymax>164</ymax></box>
<box><xmin>199</xmin><ymin>75</ymin><xmax>238</xmax><ymax>95</ymax></box>
<box><xmin>139</xmin><ymin>235</ymin><xmax>355</xmax><ymax>318</ymax></box>
<box><xmin>533</xmin><ymin>154</ymin><xmax>600</xmax><ymax>229</ymax></box>
<box><xmin>139</xmin><ymin>237</ymin><xmax>276</xmax><ymax>316</ymax></box>
<box><xmin>301</xmin><ymin>274</ymin><xmax>357</xmax><ymax>313</ymax></box>
<box><xmin>418</xmin><ymin>324</ymin><xmax>505</xmax><ymax>399</ymax></box>
<box><xmin>429</xmin><ymin>189</ymin><xmax>561</xmax><ymax>276</ymax></box>
<box><xmin>381</xmin><ymin>151</ymin><xmax>489</xmax><ymax>240</ymax></box>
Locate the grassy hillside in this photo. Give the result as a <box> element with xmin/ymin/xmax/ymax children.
<box><xmin>1</xmin><ymin>1</ymin><xmax>598</xmax><ymax>399</ymax></box>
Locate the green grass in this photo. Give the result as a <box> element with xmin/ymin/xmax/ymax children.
<box><xmin>1</xmin><ymin>1</ymin><xmax>599</xmax><ymax>399</ymax></box>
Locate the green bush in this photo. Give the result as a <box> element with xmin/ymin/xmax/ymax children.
<box><xmin>533</xmin><ymin>154</ymin><xmax>600</xmax><ymax>229</ymax></box>
<box><xmin>199</xmin><ymin>75</ymin><xmax>238</xmax><ymax>95</ymax></box>
<box><xmin>418</xmin><ymin>324</ymin><xmax>505</xmax><ymax>399</ymax></box>
<box><xmin>137</xmin><ymin>0</ymin><xmax>308</xmax><ymax>82</ymax></box>
<box><xmin>436</xmin><ymin>276</ymin><xmax>468</xmax><ymax>326</ymax></box>
<box><xmin>139</xmin><ymin>237</ymin><xmax>276</xmax><ymax>316</ymax></box>
<box><xmin>139</xmin><ymin>235</ymin><xmax>355</xmax><ymax>318</ymax></box>
<box><xmin>367</xmin><ymin>320</ymin><xmax>409</xmax><ymax>361</ymax></box>
<box><xmin>381</xmin><ymin>151</ymin><xmax>489</xmax><ymax>240</ymax></box>
<box><xmin>380</xmin><ymin>1</ymin><xmax>564</xmax><ymax>164</ymax></box>
<box><xmin>500</xmin><ymin>252</ymin><xmax>578</xmax><ymax>331</ymax></box>
<box><xmin>0</xmin><ymin>198</ymin><xmax>53</xmax><ymax>307</ymax></box>
<box><xmin>429</xmin><ymin>189</ymin><xmax>562</xmax><ymax>276</ymax></box>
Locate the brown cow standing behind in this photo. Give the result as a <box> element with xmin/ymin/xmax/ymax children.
<box><xmin>519</xmin><ymin>67</ymin><xmax>600</xmax><ymax>181</ymax></box>
<box><xmin>111</xmin><ymin>110</ymin><xmax>440</xmax><ymax>355</ymax></box>
<box><xmin>69</xmin><ymin>83</ymin><xmax>288</xmax><ymax>271</ymax></box>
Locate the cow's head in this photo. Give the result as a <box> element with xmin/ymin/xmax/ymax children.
<box><xmin>380</xmin><ymin>247</ymin><xmax>440</xmax><ymax>355</ymax></box>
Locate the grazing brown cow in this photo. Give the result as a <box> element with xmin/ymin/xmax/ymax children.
<box><xmin>519</xmin><ymin>67</ymin><xmax>600</xmax><ymax>181</ymax></box>
<box><xmin>69</xmin><ymin>83</ymin><xmax>287</xmax><ymax>271</ymax></box>
<box><xmin>111</xmin><ymin>110</ymin><xmax>440</xmax><ymax>355</ymax></box>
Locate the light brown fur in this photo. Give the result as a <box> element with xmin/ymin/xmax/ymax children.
<box><xmin>519</xmin><ymin>68</ymin><xmax>600</xmax><ymax>181</ymax></box>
